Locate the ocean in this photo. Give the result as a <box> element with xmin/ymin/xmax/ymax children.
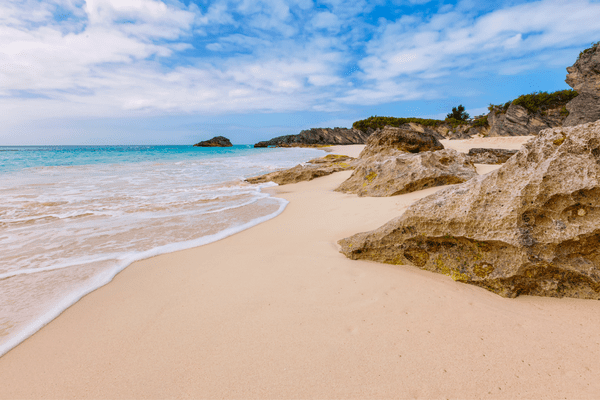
<box><xmin>0</xmin><ymin>144</ymin><xmax>326</xmax><ymax>357</ymax></box>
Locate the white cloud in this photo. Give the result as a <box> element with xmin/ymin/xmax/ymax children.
<box><xmin>2</xmin><ymin>0</ymin><xmax>600</xmax><ymax>143</ymax></box>
<box><xmin>359</xmin><ymin>0</ymin><xmax>600</xmax><ymax>86</ymax></box>
<box><xmin>310</xmin><ymin>11</ymin><xmax>341</xmax><ymax>32</ymax></box>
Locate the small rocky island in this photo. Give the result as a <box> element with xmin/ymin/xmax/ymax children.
<box><xmin>193</xmin><ymin>136</ymin><xmax>233</xmax><ymax>147</ymax></box>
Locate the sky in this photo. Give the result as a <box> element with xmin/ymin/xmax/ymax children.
<box><xmin>1</xmin><ymin>0</ymin><xmax>600</xmax><ymax>145</ymax></box>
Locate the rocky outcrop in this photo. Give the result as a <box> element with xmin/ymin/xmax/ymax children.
<box><xmin>193</xmin><ymin>136</ymin><xmax>233</xmax><ymax>147</ymax></box>
<box><xmin>245</xmin><ymin>154</ymin><xmax>357</xmax><ymax>185</ymax></box>
<box><xmin>564</xmin><ymin>42</ymin><xmax>600</xmax><ymax>126</ymax></box>
<box><xmin>335</xmin><ymin>149</ymin><xmax>477</xmax><ymax>197</ymax></box>
<box><xmin>254</xmin><ymin>128</ymin><xmax>369</xmax><ymax>148</ymax></box>
<box><xmin>359</xmin><ymin>126</ymin><xmax>444</xmax><ymax>158</ymax></box>
<box><xmin>339</xmin><ymin>121</ymin><xmax>600</xmax><ymax>299</ymax></box>
<box><xmin>467</xmin><ymin>148</ymin><xmax>519</xmax><ymax>164</ymax></box>
<box><xmin>487</xmin><ymin>104</ymin><xmax>564</xmax><ymax>137</ymax></box>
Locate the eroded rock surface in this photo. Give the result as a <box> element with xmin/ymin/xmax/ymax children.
<box><xmin>336</xmin><ymin>149</ymin><xmax>477</xmax><ymax>197</ymax></box>
<box><xmin>487</xmin><ymin>104</ymin><xmax>564</xmax><ymax>137</ymax></box>
<box><xmin>339</xmin><ymin>121</ymin><xmax>600</xmax><ymax>299</ymax></box>
<box><xmin>246</xmin><ymin>154</ymin><xmax>357</xmax><ymax>185</ymax></box>
<box><xmin>193</xmin><ymin>136</ymin><xmax>233</xmax><ymax>147</ymax></box>
<box><xmin>359</xmin><ymin>126</ymin><xmax>444</xmax><ymax>158</ymax></box>
<box><xmin>564</xmin><ymin>43</ymin><xmax>600</xmax><ymax>126</ymax></box>
<box><xmin>254</xmin><ymin>128</ymin><xmax>369</xmax><ymax>148</ymax></box>
<box><xmin>467</xmin><ymin>148</ymin><xmax>519</xmax><ymax>164</ymax></box>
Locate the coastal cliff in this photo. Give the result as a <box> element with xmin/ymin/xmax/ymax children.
<box><xmin>253</xmin><ymin>127</ymin><xmax>370</xmax><ymax>148</ymax></box>
<box><xmin>564</xmin><ymin>42</ymin><xmax>600</xmax><ymax>126</ymax></box>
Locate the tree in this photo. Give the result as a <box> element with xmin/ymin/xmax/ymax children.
<box><xmin>447</xmin><ymin>105</ymin><xmax>470</xmax><ymax>121</ymax></box>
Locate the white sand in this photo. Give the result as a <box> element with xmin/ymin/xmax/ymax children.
<box><xmin>1</xmin><ymin>140</ymin><xmax>599</xmax><ymax>399</ymax></box>
<box><xmin>328</xmin><ymin>144</ymin><xmax>365</xmax><ymax>158</ymax></box>
<box><xmin>442</xmin><ymin>136</ymin><xmax>534</xmax><ymax>152</ymax></box>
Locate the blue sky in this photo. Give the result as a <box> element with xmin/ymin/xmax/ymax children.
<box><xmin>1</xmin><ymin>0</ymin><xmax>600</xmax><ymax>145</ymax></box>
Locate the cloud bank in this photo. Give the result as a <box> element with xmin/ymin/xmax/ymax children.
<box><xmin>1</xmin><ymin>0</ymin><xmax>600</xmax><ymax>139</ymax></box>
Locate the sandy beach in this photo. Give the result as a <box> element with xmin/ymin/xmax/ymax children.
<box><xmin>1</xmin><ymin>139</ymin><xmax>599</xmax><ymax>399</ymax></box>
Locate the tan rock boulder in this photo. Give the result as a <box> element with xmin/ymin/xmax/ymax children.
<box><xmin>564</xmin><ymin>42</ymin><xmax>600</xmax><ymax>126</ymax></box>
<box><xmin>359</xmin><ymin>126</ymin><xmax>444</xmax><ymax>158</ymax></box>
<box><xmin>487</xmin><ymin>103</ymin><xmax>564</xmax><ymax>137</ymax></box>
<box><xmin>467</xmin><ymin>148</ymin><xmax>518</xmax><ymax>164</ymax></box>
<box><xmin>246</xmin><ymin>154</ymin><xmax>356</xmax><ymax>185</ymax></box>
<box><xmin>339</xmin><ymin>121</ymin><xmax>600</xmax><ymax>299</ymax></box>
<box><xmin>335</xmin><ymin>149</ymin><xmax>477</xmax><ymax>197</ymax></box>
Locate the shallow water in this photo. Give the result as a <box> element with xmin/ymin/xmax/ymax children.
<box><xmin>0</xmin><ymin>145</ymin><xmax>325</xmax><ymax>356</ymax></box>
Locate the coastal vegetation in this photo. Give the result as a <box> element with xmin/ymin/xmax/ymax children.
<box><xmin>352</xmin><ymin>113</ymin><xmax>472</xmax><ymax>133</ymax></box>
<box><xmin>352</xmin><ymin>116</ymin><xmax>445</xmax><ymax>131</ymax></box>
<box><xmin>578</xmin><ymin>41</ymin><xmax>599</xmax><ymax>60</ymax></box>
<box><xmin>446</xmin><ymin>104</ymin><xmax>470</xmax><ymax>121</ymax></box>
<box><xmin>471</xmin><ymin>115</ymin><xmax>489</xmax><ymax>128</ymax></box>
<box><xmin>488</xmin><ymin>89</ymin><xmax>578</xmax><ymax>115</ymax></box>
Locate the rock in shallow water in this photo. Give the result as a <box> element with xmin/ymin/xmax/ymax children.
<box><xmin>193</xmin><ymin>136</ymin><xmax>233</xmax><ymax>147</ymax></box>
<box><xmin>335</xmin><ymin>149</ymin><xmax>478</xmax><ymax>197</ymax></box>
<box><xmin>339</xmin><ymin>121</ymin><xmax>600</xmax><ymax>299</ymax></box>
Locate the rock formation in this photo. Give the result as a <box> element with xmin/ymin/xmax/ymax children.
<box><xmin>336</xmin><ymin>149</ymin><xmax>477</xmax><ymax>197</ymax></box>
<box><xmin>564</xmin><ymin>42</ymin><xmax>600</xmax><ymax>126</ymax></box>
<box><xmin>254</xmin><ymin>127</ymin><xmax>370</xmax><ymax>148</ymax></box>
<box><xmin>359</xmin><ymin>126</ymin><xmax>444</xmax><ymax>158</ymax></box>
<box><xmin>339</xmin><ymin>121</ymin><xmax>600</xmax><ymax>299</ymax></box>
<box><xmin>193</xmin><ymin>136</ymin><xmax>233</xmax><ymax>147</ymax></box>
<box><xmin>487</xmin><ymin>104</ymin><xmax>564</xmax><ymax>137</ymax></box>
<box><xmin>467</xmin><ymin>148</ymin><xmax>519</xmax><ymax>164</ymax></box>
<box><xmin>245</xmin><ymin>154</ymin><xmax>357</xmax><ymax>185</ymax></box>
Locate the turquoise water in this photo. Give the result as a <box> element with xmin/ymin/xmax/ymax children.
<box><xmin>0</xmin><ymin>145</ymin><xmax>270</xmax><ymax>173</ymax></box>
<box><xmin>0</xmin><ymin>144</ymin><xmax>325</xmax><ymax>357</ymax></box>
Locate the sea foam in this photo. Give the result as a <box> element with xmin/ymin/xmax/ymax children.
<box><xmin>0</xmin><ymin>145</ymin><xmax>324</xmax><ymax>357</ymax></box>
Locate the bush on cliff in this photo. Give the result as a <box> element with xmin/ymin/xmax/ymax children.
<box><xmin>578</xmin><ymin>41</ymin><xmax>599</xmax><ymax>60</ymax></box>
<box><xmin>488</xmin><ymin>89</ymin><xmax>578</xmax><ymax>115</ymax></box>
<box><xmin>352</xmin><ymin>116</ymin><xmax>444</xmax><ymax>132</ymax></box>
<box><xmin>512</xmin><ymin>89</ymin><xmax>578</xmax><ymax>114</ymax></box>
<box><xmin>471</xmin><ymin>115</ymin><xmax>489</xmax><ymax>128</ymax></box>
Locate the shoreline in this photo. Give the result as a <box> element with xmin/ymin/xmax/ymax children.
<box><xmin>1</xmin><ymin>141</ymin><xmax>599</xmax><ymax>398</ymax></box>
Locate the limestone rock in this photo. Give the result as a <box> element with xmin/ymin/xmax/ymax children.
<box><xmin>335</xmin><ymin>149</ymin><xmax>477</xmax><ymax>197</ymax></box>
<box><xmin>193</xmin><ymin>136</ymin><xmax>233</xmax><ymax>147</ymax></box>
<box><xmin>254</xmin><ymin>128</ymin><xmax>370</xmax><ymax>148</ymax></box>
<box><xmin>467</xmin><ymin>148</ymin><xmax>519</xmax><ymax>164</ymax></box>
<box><xmin>564</xmin><ymin>43</ymin><xmax>600</xmax><ymax>126</ymax></box>
<box><xmin>359</xmin><ymin>126</ymin><xmax>444</xmax><ymax>158</ymax></box>
<box><xmin>487</xmin><ymin>104</ymin><xmax>564</xmax><ymax>137</ymax></box>
<box><xmin>246</xmin><ymin>154</ymin><xmax>357</xmax><ymax>185</ymax></box>
<box><xmin>339</xmin><ymin>121</ymin><xmax>600</xmax><ymax>299</ymax></box>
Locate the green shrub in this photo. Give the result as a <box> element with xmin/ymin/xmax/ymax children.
<box><xmin>512</xmin><ymin>89</ymin><xmax>578</xmax><ymax>114</ymax></box>
<box><xmin>560</xmin><ymin>106</ymin><xmax>570</xmax><ymax>117</ymax></box>
<box><xmin>471</xmin><ymin>115</ymin><xmax>489</xmax><ymax>128</ymax></box>
<box><xmin>578</xmin><ymin>41</ymin><xmax>599</xmax><ymax>60</ymax></box>
<box><xmin>446</xmin><ymin>105</ymin><xmax>470</xmax><ymax>121</ymax></box>
<box><xmin>489</xmin><ymin>101</ymin><xmax>511</xmax><ymax>115</ymax></box>
<box><xmin>444</xmin><ymin>117</ymin><xmax>468</xmax><ymax>128</ymax></box>
<box><xmin>352</xmin><ymin>116</ymin><xmax>445</xmax><ymax>132</ymax></box>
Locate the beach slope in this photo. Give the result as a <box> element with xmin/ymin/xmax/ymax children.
<box><xmin>0</xmin><ymin>143</ymin><xmax>599</xmax><ymax>399</ymax></box>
